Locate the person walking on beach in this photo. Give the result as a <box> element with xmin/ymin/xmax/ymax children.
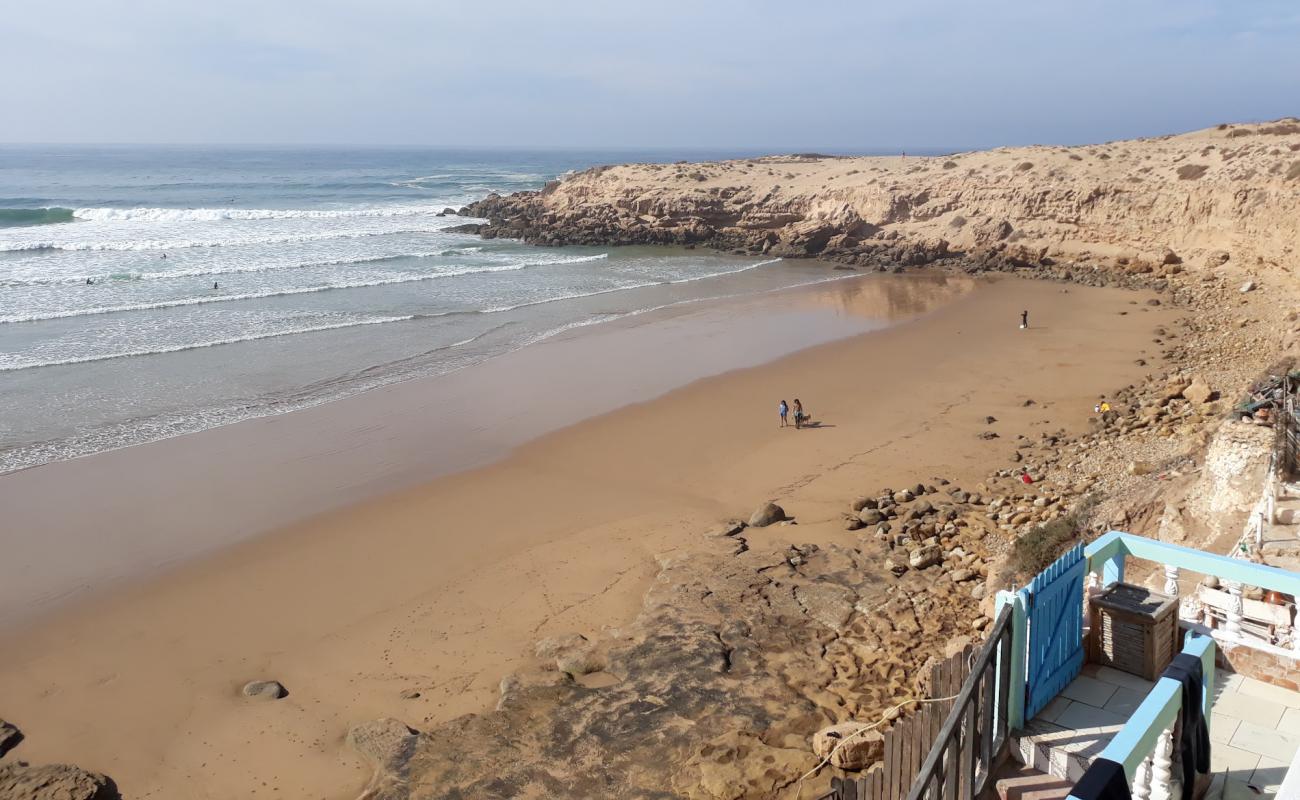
<box><xmin>778</xmin><ymin>400</ymin><xmax>789</xmax><ymax>427</ymax></box>
<box><xmin>793</xmin><ymin>399</ymin><xmax>805</xmax><ymax>429</ymax></box>
<box><xmin>1020</xmin><ymin>310</ymin><xmax>1029</xmax><ymax>329</ymax></box>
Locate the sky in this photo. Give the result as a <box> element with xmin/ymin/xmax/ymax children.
<box><xmin>2</xmin><ymin>0</ymin><xmax>1298</xmax><ymax>150</ymax></box>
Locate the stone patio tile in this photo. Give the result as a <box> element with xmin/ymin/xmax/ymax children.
<box><xmin>1252</xmin><ymin>757</ymin><xmax>1291</xmax><ymax>794</ymax></box>
<box><xmin>1053</xmin><ymin>703</ymin><xmax>1127</xmax><ymax>731</ymax></box>
<box><xmin>1036</xmin><ymin>695</ymin><xmax>1072</xmax><ymax>723</ymax></box>
<box><xmin>1211</xmin><ymin>743</ymin><xmax>1261</xmax><ymax>775</ymax></box>
<box><xmin>1230</xmin><ymin>720</ymin><xmax>1300</xmax><ymax>763</ymax></box>
<box><xmin>1102</xmin><ymin>686</ymin><xmax>1148</xmax><ymax>716</ymax></box>
<box><xmin>1211</xmin><ymin>713</ymin><xmax>1241</xmax><ymax>745</ymax></box>
<box><xmin>1084</xmin><ymin>664</ymin><xmax>1156</xmax><ymax>694</ymax></box>
<box><xmin>1223</xmin><ymin>776</ymin><xmax>1272</xmax><ymax>800</ymax></box>
<box><xmin>1212</xmin><ymin>688</ymin><xmax>1284</xmax><ymax>728</ymax></box>
<box><xmin>1060</xmin><ymin>675</ymin><xmax>1119</xmax><ymax>708</ymax></box>
<box><xmin>1237</xmin><ymin>676</ymin><xmax>1300</xmax><ymax>709</ymax></box>
<box><xmin>1279</xmin><ymin>707</ymin><xmax>1300</xmax><ymax>736</ymax></box>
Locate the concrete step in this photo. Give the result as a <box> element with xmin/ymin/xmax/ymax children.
<box><xmin>1011</xmin><ymin>718</ymin><xmax>1118</xmax><ymax>783</ymax></box>
<box><xmin>995</xmin><ymin>764</ymin><xmax>1074</xmax><ymax>800</ymax></box>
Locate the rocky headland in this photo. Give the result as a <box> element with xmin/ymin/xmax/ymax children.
<box><xmin>460</xmin><ymin>119</ymin><xmax>1300</xmax><ymax>283</ymax></box>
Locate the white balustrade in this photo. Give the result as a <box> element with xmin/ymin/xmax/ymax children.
<box><xmin>1131</xmin><ymin>751</ymin><xmax>1153</xmax><ymax>800</ymax></box>
<box><xmin>1224</xmin><ymin>580</ymin><xmax>1244</xmax><ymax>639</ymax></box>
<box><xmin>1163</xmin><ymin>565</ymin><xmax>1179</xmax><ymax>599</ymax></box>
<box><xmin>1149</xmin><ymin>726</ymin><xmax>1177</xmax><ymax>800</ymax></box>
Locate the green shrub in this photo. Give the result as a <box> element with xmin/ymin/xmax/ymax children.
<box><xmin>1013</xmin><ymin>494</ymin><xmax>1100</xmax><ymax>575</ymax></box>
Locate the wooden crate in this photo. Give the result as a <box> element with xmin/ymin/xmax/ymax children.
<box><xmin>1088</xmin><ymin>582</ymin><xmax>1178</xmax><ymax>681</ymax></box>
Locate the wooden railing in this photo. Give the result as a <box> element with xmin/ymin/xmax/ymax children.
<box><xmin>902</xmin><ymin>603</ymin><xmax>1014</xmax><ymax>800</ymax></box>
<box><xmin>816</xmin><ymin>642</ymin><xmax>979</xmax><ymax>800</ymax></box>
<box><xmin>811</xmin><ymin>606</ymin><xmax>1013</xmax><ymax>800</ymax></box>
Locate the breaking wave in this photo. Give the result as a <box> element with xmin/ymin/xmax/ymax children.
<box><xmin>0</xmin><ymin>253</ymin><xmax>611</xmax><ymax>323</ymax></box>
<box><xmin>0</xmin><ymin>207</ymin><xmax>76</xmax><ymax>228</ymax></box>
<box><xmin>70</xmin><ymin>204</ymin><xmax>458</xmax><ymax>222</ymax></box>
<box><xmin>0</xmin><ymin>315</ymin><xmax>417</xmax><ymax>372</ymax></box>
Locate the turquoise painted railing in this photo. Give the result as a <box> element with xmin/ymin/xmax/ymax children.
<box><xmin>1064</xmin><ymin>632</ymin><xmax>1216</xmax><ymax>800</ymax></box>
<box><xmin>1084</xmin><ymin>530</ymin><xmax>1300</xmax><ymax>598</ymax></box>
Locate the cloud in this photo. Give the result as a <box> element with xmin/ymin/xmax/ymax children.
<box><xmin>1</xmin><ymin>0</ymin><xmax>1297</xmax><ymax>147</ymax></box>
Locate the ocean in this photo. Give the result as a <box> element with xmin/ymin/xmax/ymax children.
<box><xmin>0</xmin><ymin>146</ymin><xmax>849</xmax><ymax>474</ymax></box>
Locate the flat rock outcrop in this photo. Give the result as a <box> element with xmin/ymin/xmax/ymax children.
<box><xmin>350</xmin><ymin>534</ymin><xmax>980</xmax><ymax>799</ymax></box>
<box><xmin>0</xmin><ymin>762</ymin><xmax>117</xmax><ymax>800</ymax></box>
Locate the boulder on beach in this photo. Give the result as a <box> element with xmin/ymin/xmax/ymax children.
<box><xmin>857</xmin><ymin>508</ymin><xmax>886</xmax><ymax>526</ymax></box>
<box><xmin>749</xmin><ymin>502</ymin><xmax>787</xmax><ymax>527</ymax></box>
<box><xmin>813</xmin><ymin>722</ymin><xmax>884</xmax><ymax>770</ymax></box>
<box><xmin>242</xmin><ymin>680</ymin><xmax>287</xmax><ymax>700</ymax></box>
<box><xmin>909</xmin><ymin>545</ymin><xmax>942</xmax><ymax>569</ymax></box>
<box><xmin>0</xmin><ymin>718</ymin><xmax>20</xmax><ymax>758</ymax></box>
<box><xmin>0</xmin><ymin>763</ymin><xmax>117</xmax><ymax>800</ymax></box>
<box><xmin>1183</xmin><ymin>376</ymin><xmax>1215</xmax><ymax>404</ymax></box>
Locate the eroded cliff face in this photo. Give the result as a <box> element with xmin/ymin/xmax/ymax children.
<box><xmin>464</xmin><ymin>120</ymin><xmax>1300</xmax><ymax>277</ymax></box>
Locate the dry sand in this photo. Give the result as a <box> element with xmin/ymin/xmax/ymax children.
<box><xmin>0</xmin><ymin>274</ymin><xmax>1173</xmax><ymax>799</ymax></box>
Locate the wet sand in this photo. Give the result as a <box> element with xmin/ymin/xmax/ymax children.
<box><xmin>0</xmin><ymin>273</ymin><xmax>1174</xmax><ymax>799</ymax></box>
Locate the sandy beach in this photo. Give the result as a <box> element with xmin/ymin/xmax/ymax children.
<box><xmin>0</xmin><ymin>272</ymin><xmax>1173</xmax><ymax>799</ymax></box>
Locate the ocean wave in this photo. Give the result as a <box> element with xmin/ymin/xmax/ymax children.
<box><xmin>0</xmin><ymin>207</ymin><xmax>76</xmax><ymax>228</ymax></box>
<box><xmin>0</xmin><ymin>225</ymin><xmax>474</xmax><ymax>253</ymax></box>
<box><xmin>0</xmin><ymin>252</ymin><xmax>611</xmax><ymax>323</ymax></box>
<box><xmin>667</xmin><ymin>256</ymin><xmax>782</xmax><ymax>283</ymax></box>
<box><xmin>70</xmin><ymin>204</ymin><xmax>457</xmax><ymax>222</ymax></box>
<box><xmin>0</xmin><ymin>315</ymin><xmax>417</xmax><ymax>372</ymax></box>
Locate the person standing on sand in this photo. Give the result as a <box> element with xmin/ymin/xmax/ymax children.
<box><xmin>1020</xmin><ymin>310</ymin><xmax>1029</xmax><ymax>329</ymax></box>
<box><xmin>778</xmin><ymin>400</ymin><xmax>789</xmax><ymax>427</ymax></box>
<box><xmin>793</xmin><ymin>399</ymin><xmax>804</xmax><ymax>429</ymax></box>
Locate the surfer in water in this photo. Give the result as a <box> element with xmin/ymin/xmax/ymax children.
<box><xmin>86</xmin><ymin>277</ymin><xmax>94</xmax><ymax>285</ymax></box>
<box><xmin>213</xmin><ymin>281</ymin><xmax>219</xmax><ymax>290</ymax></box>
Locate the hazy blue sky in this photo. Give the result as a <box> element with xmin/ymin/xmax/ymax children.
<box><xmin>3</xmin><ymin>0</ymin><xmax>1298</xmax><ymax>149</ymax></box>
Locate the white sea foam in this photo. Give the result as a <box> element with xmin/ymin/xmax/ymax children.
<box><xmin>0</xmin><ymin>253</ymin><xmax>611</xmax><ymax>323</ymax></box>
<box><xmin>0</xmin><ymin>226</ymin><xmax>469</xmax><ymax>253</ymax></box>
<box><xmin>0</xmin><ymin>315</ymin><xmax>416</xmax><ymax>372</ymax></box>
<box><xmin>71</xmin><ymin>204</ymin><xmax>456</xmax><ymax>222</ymax></box>
<box><xmin>667</xmin><ymin>256</ymin><xmax>782</xmax><ymax>283</ymax></box>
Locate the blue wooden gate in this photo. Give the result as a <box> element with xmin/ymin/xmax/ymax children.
<box><xmin>1024</xmin><ymin>543</ymin><xmax>1086</xmax><ymax>720</ymax></box>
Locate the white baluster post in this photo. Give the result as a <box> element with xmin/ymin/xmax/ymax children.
<box><xmin>1224</xmin><ymin>581</ymin><xmax>1244</xmax><ymax>640</ymax></box>
<box><xmin>1163</xmin><ymin>565</ymin><xmax>1180</xmax><ymax>599</ymax></box>
<box><xmin>1131</xmin><ymin>751</ymin><xmax>1153</xmax><ymax>800</ymax></box>
<box><xmin>1149</xmin><ymin>725</ymin><xmax>1178</xmax><ymax>800</ymax></box>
